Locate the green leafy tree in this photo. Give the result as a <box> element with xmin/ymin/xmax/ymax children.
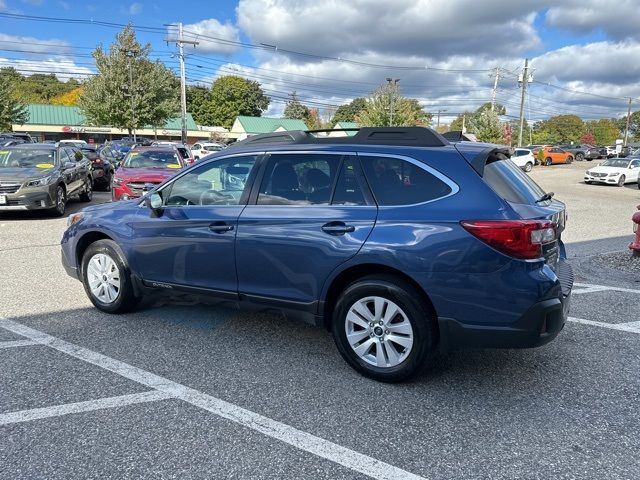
<box><xmin>0</xmin><ymin>75</ymin><xmax>29</xmax><ymax>130</ymax></box>
<box><xmin>210</xmin><ymin>75</ymin><xmax>270</xmax><ymax>129</ymax></box>
<box><xmin>79</xmin><ymin>25</ymin><xmax>179</xmax><ymax>134</ymax></box>
<box><xmin>532</xmin><ymin>115</ymin><xmax>585</xmax><ymax>144</ymax></box>
<box><xmin>585</xmin><ymin>118</ymin><xmax>620</xmax><ymax>145</ymax></box>
<box><xmin>283</xmin><ymin>91</ymin><xmax>311</xmax><ymax>121</ymax></box>
<box><xmin>306</xmin><ymin>108</ymin><xmax>323</xmax><ymax>130</ymax></box>
<box><xmin>356</xmin><ymin>82</ymin><xmax>431</xmax><ymax>127</ymax></box>
<box><xmin>477</xmin><ymin>102</ymin><xmax>506</xmax><ymax>116</ymax></box>
<box><xmin>1</xmin><ymin>67</ymin><xmax>79</xmax><ymax>104</ymax></box>
<box><xmin>468</xmin><ymin>109</ymin><xmax>503</xmax><ymax>143</ymax></box>
<box><xmin>186</xmin><ymin>85</ymin><xmax>216</xmax><ymax>126</ymax></box>
<box><xmin>450</xmin><ymin>111</ymin><xmax>473</xmax><ymax>131</ymax></box>
<box><xmin>619</xmin><ymin>110</ymin><xmax>640</xmax><ymax>140</ymax></box>
<box><xmin>329</xmin><ymin>97</ymin><xmax>366</xmax><ymax>126</ymax></box>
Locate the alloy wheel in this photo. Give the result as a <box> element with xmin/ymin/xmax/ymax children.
<box><xmin>56</xmin><ymin>187</ymin><xmax>66</xmax><ymax>215</ymax></box>
<box><xmin>345</xmin><ymin>296</ymin><xmax>414</xmax><ymax>368</ymax></box>
<box><xmin>86</xmin><ymin>253</ymin><xmax>121</xmax><ymax>304</ymax></box>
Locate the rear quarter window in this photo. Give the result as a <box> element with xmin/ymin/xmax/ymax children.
<box><xmin>483</xmin><ymin>154</ymin><xmax>546</xmax><ymax>204</ymax></box>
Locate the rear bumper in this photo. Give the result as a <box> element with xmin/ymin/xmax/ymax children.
<box><xmin>438</xmin><ymin>261</ymin><xmax>573</xmax><ymax>350</ymax></box>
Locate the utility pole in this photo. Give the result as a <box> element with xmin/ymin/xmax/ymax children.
<box><xmin>120</xmin><ymin>47</ymin><xmax>139</xmax><ymax>143</ymax></box>
<box><xmin>517</xmin><ymin>58</ymin><xmax>530</xmax><ymax>147</ymax></box>
<box><xmin>490</xmin><ymin>67</ymin><xmax>501</xmax><ymax>112</ymax></box>
<box><xmin>624</xmin><ymin>97</ymin><xmax>633</xmax><ymax>147</ymax></box>
<box><xmin>167</xmin><ymin>23</ymin><xmax>198</xmax><ymax>144</ymax></box>
<box><xmin>436</xmin><ymin>109</ymin><xmax>447</xmax><ymax>128</ymax></box>
<box><xmin>386</xmin><ymin>77</ymin><xmax>400</xmax><ymax>126</ymax></box>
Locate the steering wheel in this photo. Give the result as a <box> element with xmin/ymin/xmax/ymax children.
<box><xmin>166</xmin><ymin>195</ymin><xmax>195</xmax><ymax>206</ymax></box>
<box><xmin>199</xmin><ymin>189</ymin><xmax>234</xmax><ymax>205</ymax></box>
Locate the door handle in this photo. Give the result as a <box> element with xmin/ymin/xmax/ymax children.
<box><xmin>321</xmin><ymin>221</ymin><xmax>355</xmax><ymax>235</ymax></box>
<box><xmin>209</xmin><ymin>222</ymin><xmax>234</xmax><ymax>233</ymax></box>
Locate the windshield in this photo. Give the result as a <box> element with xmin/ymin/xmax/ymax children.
<box><xmin>600</xmin><ymin>159</ymin><xmax>630</xmax><ymax>168</ymax></box>
<box><xmin>0</xmin><ymin>148</ymin><xmax>57</xmax><ymax>168</ymax></box>
<box><xmin>123</xmin><ymin>150</ymin><xmax>182</xmax><ymax>169</ymax></box>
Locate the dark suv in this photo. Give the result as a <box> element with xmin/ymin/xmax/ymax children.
<box><xmin>0</xmin><ymin>143</ymin><xmax>93</xmax><ymax>216</ymax></box>
<box><xmin>61</xmin><ymin>128</ymin><xmax>573</xmax><ymax>382</ymax></box>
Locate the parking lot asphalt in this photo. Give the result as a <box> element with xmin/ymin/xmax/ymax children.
<box><xmin>1</xmin><ymin>167</ymin><xmax>640</xmax><ymax>479</ymax></box>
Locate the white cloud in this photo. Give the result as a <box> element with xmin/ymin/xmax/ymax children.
<box><xmin>0</xmin><ymin>33</ymin><xmax>72</xmax><ymax>54</ymax></box>
<box><xmin>546</xmin><ymin>0</ymin><xmax>640</xmax><ymax>40</ymax></box>
<box><xmin>175</xmin><ymin>19</ymin><xmax>241</xmax><ymax>55</ymax></box>
<box><xmin>129</xmin><ymin>2</ymin><xmax>142</xmax><ymax>15</ymax></box>
<box><xmin>0</xmin><ymin>56</ymin><xmax>93</xmax><ymax>80</ymax></box>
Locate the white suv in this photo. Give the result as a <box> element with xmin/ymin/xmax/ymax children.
<box><xmin>511</xmin><ymin>148</ymin><xmax>535</xmax><ymax>172</ymax></box>
<box><xmin>191</xmin><ymin>142</ymin><xmax>225</xmax><ymax>160</ymax></box>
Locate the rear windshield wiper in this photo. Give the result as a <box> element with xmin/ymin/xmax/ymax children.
<box><xmin>535</xmin><ymin>192</ymin><xmax>554</xmax><ymax>203</ymax></box>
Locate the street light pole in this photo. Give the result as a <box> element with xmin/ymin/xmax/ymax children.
<box><xmin>437</xmin><ymin>109</ymin><xmax>447</xmax><ymax>128</ymax></box>
<box><xmin>386</xmin><ymin>78</ymin><xmax>400</xmax><ymax>126</ymax></box>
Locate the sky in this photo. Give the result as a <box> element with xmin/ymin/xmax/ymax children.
<box><xmin>1</xmin><ymin>0</ymin><xmax>639</xmax><ymax>124</ymax></box>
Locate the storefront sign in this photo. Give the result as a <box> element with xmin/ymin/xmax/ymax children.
<box><xmin>62</xmin><ymin>125</ymin><xmax>112</xmax><ymax>134</ymax></box>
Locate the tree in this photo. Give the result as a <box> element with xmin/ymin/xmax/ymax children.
<box><xmin>477</xmin><ymin>102</ymin><xmax>506</xmax><ymax>116</ymax></box>
<box><xmin>51</xmin><ymin>87</ymin><xmax>83</xmax><ymax>106</ymax></box>
<box><xmin>580</xmin><ymin>132</ymin><xmax>596</xmax><ymax>145</ymax></box>
<box><xmin>186</xmin><ymin>85</ymin><xmax>216</xmax><ymax>126</ymax></box>
<box><xmin>283</xmin><ymin>91</ymin><xmax>311</xmax><ymax>120</ymax></box>
<box><xmin>306</xmin><ymin>108</ymin><xmax>323</xmax><ymax>130</ymax></box>
<box><xmin>619</xmin><ymin>110</ymin><xmax>640</xmax><ymax>140</ymax></box>
<box><xmin>531</xmin><ymin>115</ymin><xmax>584</xmax><ymax>144</ymax></box>
<box><xmin>330</xmin><ymin>97</ymin><xmax>366</xmax><ymax>126</ymax></box>
<box><xmin>450</xmin><ymin>111</ymin><xmax>473</xmax><ymax>131</ymax></box>
<box><xmin>468</xmin><ymin>109</ymin><xmax>503</xmax><ymax>143</ymax></box>
<box><xmin>0</xmin><ymin>75</ymin><xmax>29</xmax><ymax>130</ymax></box>
<box><xmin>356</xmin><ymin>82</ymin><xmax>431</xmax><ymax>127</ymax></box>
<box><xmin>209</xmin><ymin>75</ymin><xmax>270</xmax><ymax>129</ymax></box>
<box><xmin>79</xmin><ymin>25</ymin><xmax>179</xmax><ymax>134</ymax></box>
<box><xmin>585</xmin><ymin>118</ymin><xmax>620</xmax><ymax>145</ymax></box>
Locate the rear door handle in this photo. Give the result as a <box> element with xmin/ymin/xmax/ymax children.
<box><xmin>322</xmin><ymin>221</ymin><xmax>355</xmax><ymax>235</ymax></box>
<box><xmin>209</xmin><ymin>222</ymin><xmax>234</xmax><ymax>233</ymax></box>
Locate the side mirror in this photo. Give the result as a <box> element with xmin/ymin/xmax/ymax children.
<box><xmin>144</xmin><ymin>192</ymin><xmax>163</xmax><ymax>217</ymax></box>
<box><xmin>62</xmin><ymin>161</ymin><xmax>75</xmax><ymax>170</ymax></box>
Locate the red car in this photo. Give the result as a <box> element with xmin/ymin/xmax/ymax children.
<box><xmin>630</xmin><ymin>205</ymin><xmax>640</xmax><ymax>257</ymax></box>
<box><xmin>111</xmin><ymin>147</ymin><xmax>186</xmax><ymax>201</ymax></box>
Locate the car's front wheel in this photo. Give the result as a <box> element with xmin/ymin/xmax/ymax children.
<box><xmin>79</xmin><ymin>178</ymin><xmax>93</xmax><ymax>202</ymax></box>
<box><xmin>618</xmin><ymin>175</ymin><xmax>626</xmax><ymax>187</ymax></box>
<box><xmin>50</xmin><ymin>185</ymin><xmax>66</xmax><ymax>217</ymax></box>
<box><xmin>576</xmin><ymin>153</ymin><xmax>584</xmax><ymax>161</ymax></box>
<box><xmin>566</xmin><ymin>156</ymin><xmax>574</xmax><ymax>164</ymax></box>
<box><xmin>331</xmin><ymin>275</ymin><xmax>436</xmax><ymax>382</ymax></box>
<box><xmin>81</xmin><ymin>240</ymin><xmax>140</xmax><ymax>314</ymax></box>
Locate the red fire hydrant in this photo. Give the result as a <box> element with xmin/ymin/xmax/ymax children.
<box><xmin>630</xmin><ymin>205</ymin><xmax>640</xmax><ymax>257</ymax></box>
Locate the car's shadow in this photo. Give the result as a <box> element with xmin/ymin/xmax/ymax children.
<box><xmin>0</xmin><ymin>192</ymin><xmax>111</xmax><ymax>221</ymax></box>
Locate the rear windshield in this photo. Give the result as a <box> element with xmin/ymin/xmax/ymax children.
<box><xmin>124</xmin><ymin>151</ymin><xmax>182</xmax><ymax>169</ymax></box>
<box><xmin>483</xmin><ymin>155</ymin><xmax>546</xmax><ymax>204</ymax></box>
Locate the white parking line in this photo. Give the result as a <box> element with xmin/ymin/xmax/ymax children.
<box><xmin>0</xmin><ymin>391</ymin><xmax>172</xmax><ymax>426</ymax></box>
<box><xmin>0</xmin><ymin>319</ymin><xmax>425</xmax><ymax>480</ymax></box>
<box><xmin>0</xmin><ymin>339</ymin><xmax>38</xmax><ymax>349</ymax></box>
<box><xmin>568</xmin><ymin>317</ymin><xmax>640</xmax><ymax>334</ymax></box>
<box><xmin>573</xmin><ymin>282</ymin><xmax>640</xmax><ymax>295</ymax></box>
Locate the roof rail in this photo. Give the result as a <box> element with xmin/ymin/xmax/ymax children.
<box><xmin>231</xmin><ymin>127</ymin><xmax>449</xmax><ymax>148</ymax></box>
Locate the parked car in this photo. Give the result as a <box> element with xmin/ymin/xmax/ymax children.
<box><xmin>603</xmin><ymin>146</ymin><xmax>618</xmax><ymax>158</ymax></box>
<box><xmin>80</xmin><ymin>146</ymin><xmax>114</xmax><ymax>191</ymax></box>
<box><xmin>1</xmin><ymin>132</ymin><xmax>33</xmax><ymax>143</ymax></box>
<box><xmin>111</xmin><ymin>147</ymin><xmax>187</xmax><ymax>201</ymax></box>
<box><xmin>584</xmin><ymin>158</ymin><xmax>640</xmax><ymax>187</ymax></box>
<box><xmin>629</xmin><ymin>205</ymin><xmax>640</xmax><ymax>256</ymax></box>
<box><xmin>539</xmin><ymin>147</ymin><xmax>574</xmax><ymax>166</ymax></box>
<box><xmin>0</xmin><ymin>135</ymin><xmax>26</xmax><ymax>147</ymax></box>
<box><xmin>511</xmin><ymin>148</ymin><xmax>535</xmax><ymax>172</ymax></box>
<box><xmin>151</xmin><ymin>142</ymin><xmax>195</xmax><ymax>165</ymax></box>
<box><xmin>0</xmin><ymin>143</ymin><xmax>92</xmax><ymax>216</ymax></box>
<box><xmin>190</xmin><ymin>142</ymin><xmax>225</xmax><ymax>160</ymax></box>
<box><xmin>61</xmin><ymin>127</ymin><xmax>573</xmax><ymax>382</ymax></box>
<box><xmin>560</xmin><ymin>144</ymin><xmax>600</xmax><ymax>161</ymax></box>
<box><xmin>524</xmin><ymin>145</ymin><xmax>549</xmax><ymax>165</ymax></box>
<box><xmin>59</xmin><ymin>139</ymin><xmax>88</xmax><ymax>146</ymax></box>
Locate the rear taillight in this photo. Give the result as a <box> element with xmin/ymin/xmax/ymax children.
<box><xmin>461</xmin><ymin>220</ymin><xmax>557</xmax><ymax>260</ymax></box>
<box><xmin>93</xmin><ymin>159</ymin><xmax>102</xmax><ymax>164</ymax></box>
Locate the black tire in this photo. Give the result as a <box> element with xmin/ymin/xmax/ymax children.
<box><xmin>79</xmin><ymin>177</ymin><xmax>93</xmax><ymax>202</ymax></box>
<box><xmin>81</xmin><ymin>239</ymin><xmax>140</xmax><ymax>314</ymax></box>
<box><xmin>576</xmin><ymin>153</ymin><xmax>584</xmax><ymax>161</ymax></box>
<box><xmin>331</xmin><ymin>275</ymin><xmax>437</xmax><ymax>383</ymax></box>
<box><xmin>545</xmin><ymin>157</ymin><xmax>552</xmax><ymax>166</ymax></box>
<box><xmin>50</xmin><ymin>185</ymin><xmax>66</xmax><ymax>217</ymax></box>
<box><xmin>566</xmin><ymin>156</ymin><xmax>573</xmax><ymax>164</ymax></box>
<box><xmin>585</xmin><ymin>180</ymin><xmax>592</xmax><ymax>185</ymax></box>
<box><xmin>524</xmin><ymin>162</ymin><xmax>533</xmax><ymax>173</ymax></box>
<box><xmin>617</xmin><ymin>175</ymin><xmax>625</xmax><ymax>187</ymax></box>
<box><xmin>637</xmin><ymin>179</ymin><xmax>640</xmax><ymax>190</ymax></box>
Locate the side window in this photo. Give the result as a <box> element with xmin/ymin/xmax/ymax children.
<box><xmin>193</xmin><ymin>144</ymin><xmax>201</xmax><ymax>150</ymax></box>
<box><xmin>361</xmin><ymin>155</ymin><xmax>453</xmax><ymax>206</ymax></box>
<box><xmin>630</xmin><ymin>160</ymin><xmax>640</xmax><ymax>168</ymax></box>
<box><xmin>58</xmin><ymin>149</ymin><xmax>70</xmax><ymax>164</ymax></box>
<box><xmin>257</xmin><ymin>153</ymin><xmax>341</xmax><ymax>205</ymax></box>
<box><xmin>331</xmin><ymin>157</ymin><xmax>366</xmax><ymax>206</ymax></box>
<box><xmin>164</xmin><ymin>155</ymin><xmax>257</xmax><ymax>207</ymax></box>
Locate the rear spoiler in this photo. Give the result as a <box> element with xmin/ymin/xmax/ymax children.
<box><xmin>456</xmin><ymin>145</ymin><xmax>513</xmax><ymax>176</ymax></box>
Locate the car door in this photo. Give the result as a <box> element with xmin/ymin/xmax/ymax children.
<box><xmin>127</xmin><ymin>154</ymin><xmax>259</xmax><ymax>295</ymax></box>
<box><xmin>236</xmin><ymin>152</ymin><xmax>377</xmax><ymax>311</ymax></box>
<box><xmin>57</xmin><ymin>148</ymin><xmax>77</xmax><ymax>190</ymax></box>
<box><xmin>629</xmin><ymin>159</ymin><xmax>640</xmax><ymax>181</ymax></box>
<box><xmin>72</xmin><ymin>148</ymin><xmax>92</xmax><ymax>188</ymax></box>
<box><xmin>192</xmin><ymin>143</ymin><xmax>201</xmax><ymax>158</ymax></box>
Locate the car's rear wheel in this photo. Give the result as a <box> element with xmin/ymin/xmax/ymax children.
<box><xmin>576</xmin><ymin>153</ymin><xmax>584</xmax><ymax>161</ymax></box>
<box><xmin>79</xmin><ymin>178</ymin><xmax>93</xmax><ymax>202</ymax></box>
<box><xmin>331</xmin><ymin>275</ymin><xmax>436</xmax><ymax>382</ymax></box>
<box><xmin>524</xmin><ymin>162</ymin><xmax>533</xmax><ymax>172</ymax></box>
<box><xmin>50</xmin><ymin>185</ymin><xmax>66</xmax><ymax>217</ymax></box>
<box><xmin>566</xmin><ymin>156</ymin><xmax>573</xmax><ymax>164</ymax></box>
<box><xmin>81</xmin><ymin>240</ymin><xmax>140</xmax><ymax>314</ymax></box>
<box><xmin>545</xmin><ymin>157</ymin><xmax>552</xmax><ymax>166</ymax></box>
<box><xmin>618</xmin><ymin>175</ymin><xmax>626</xmax><ymax>187</ymax></box>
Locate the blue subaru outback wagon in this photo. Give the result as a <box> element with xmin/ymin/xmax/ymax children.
<box><xmin>61</xmin><ymin>127</ymin><xmax>572</xmax><ymax>382</ymax></box>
